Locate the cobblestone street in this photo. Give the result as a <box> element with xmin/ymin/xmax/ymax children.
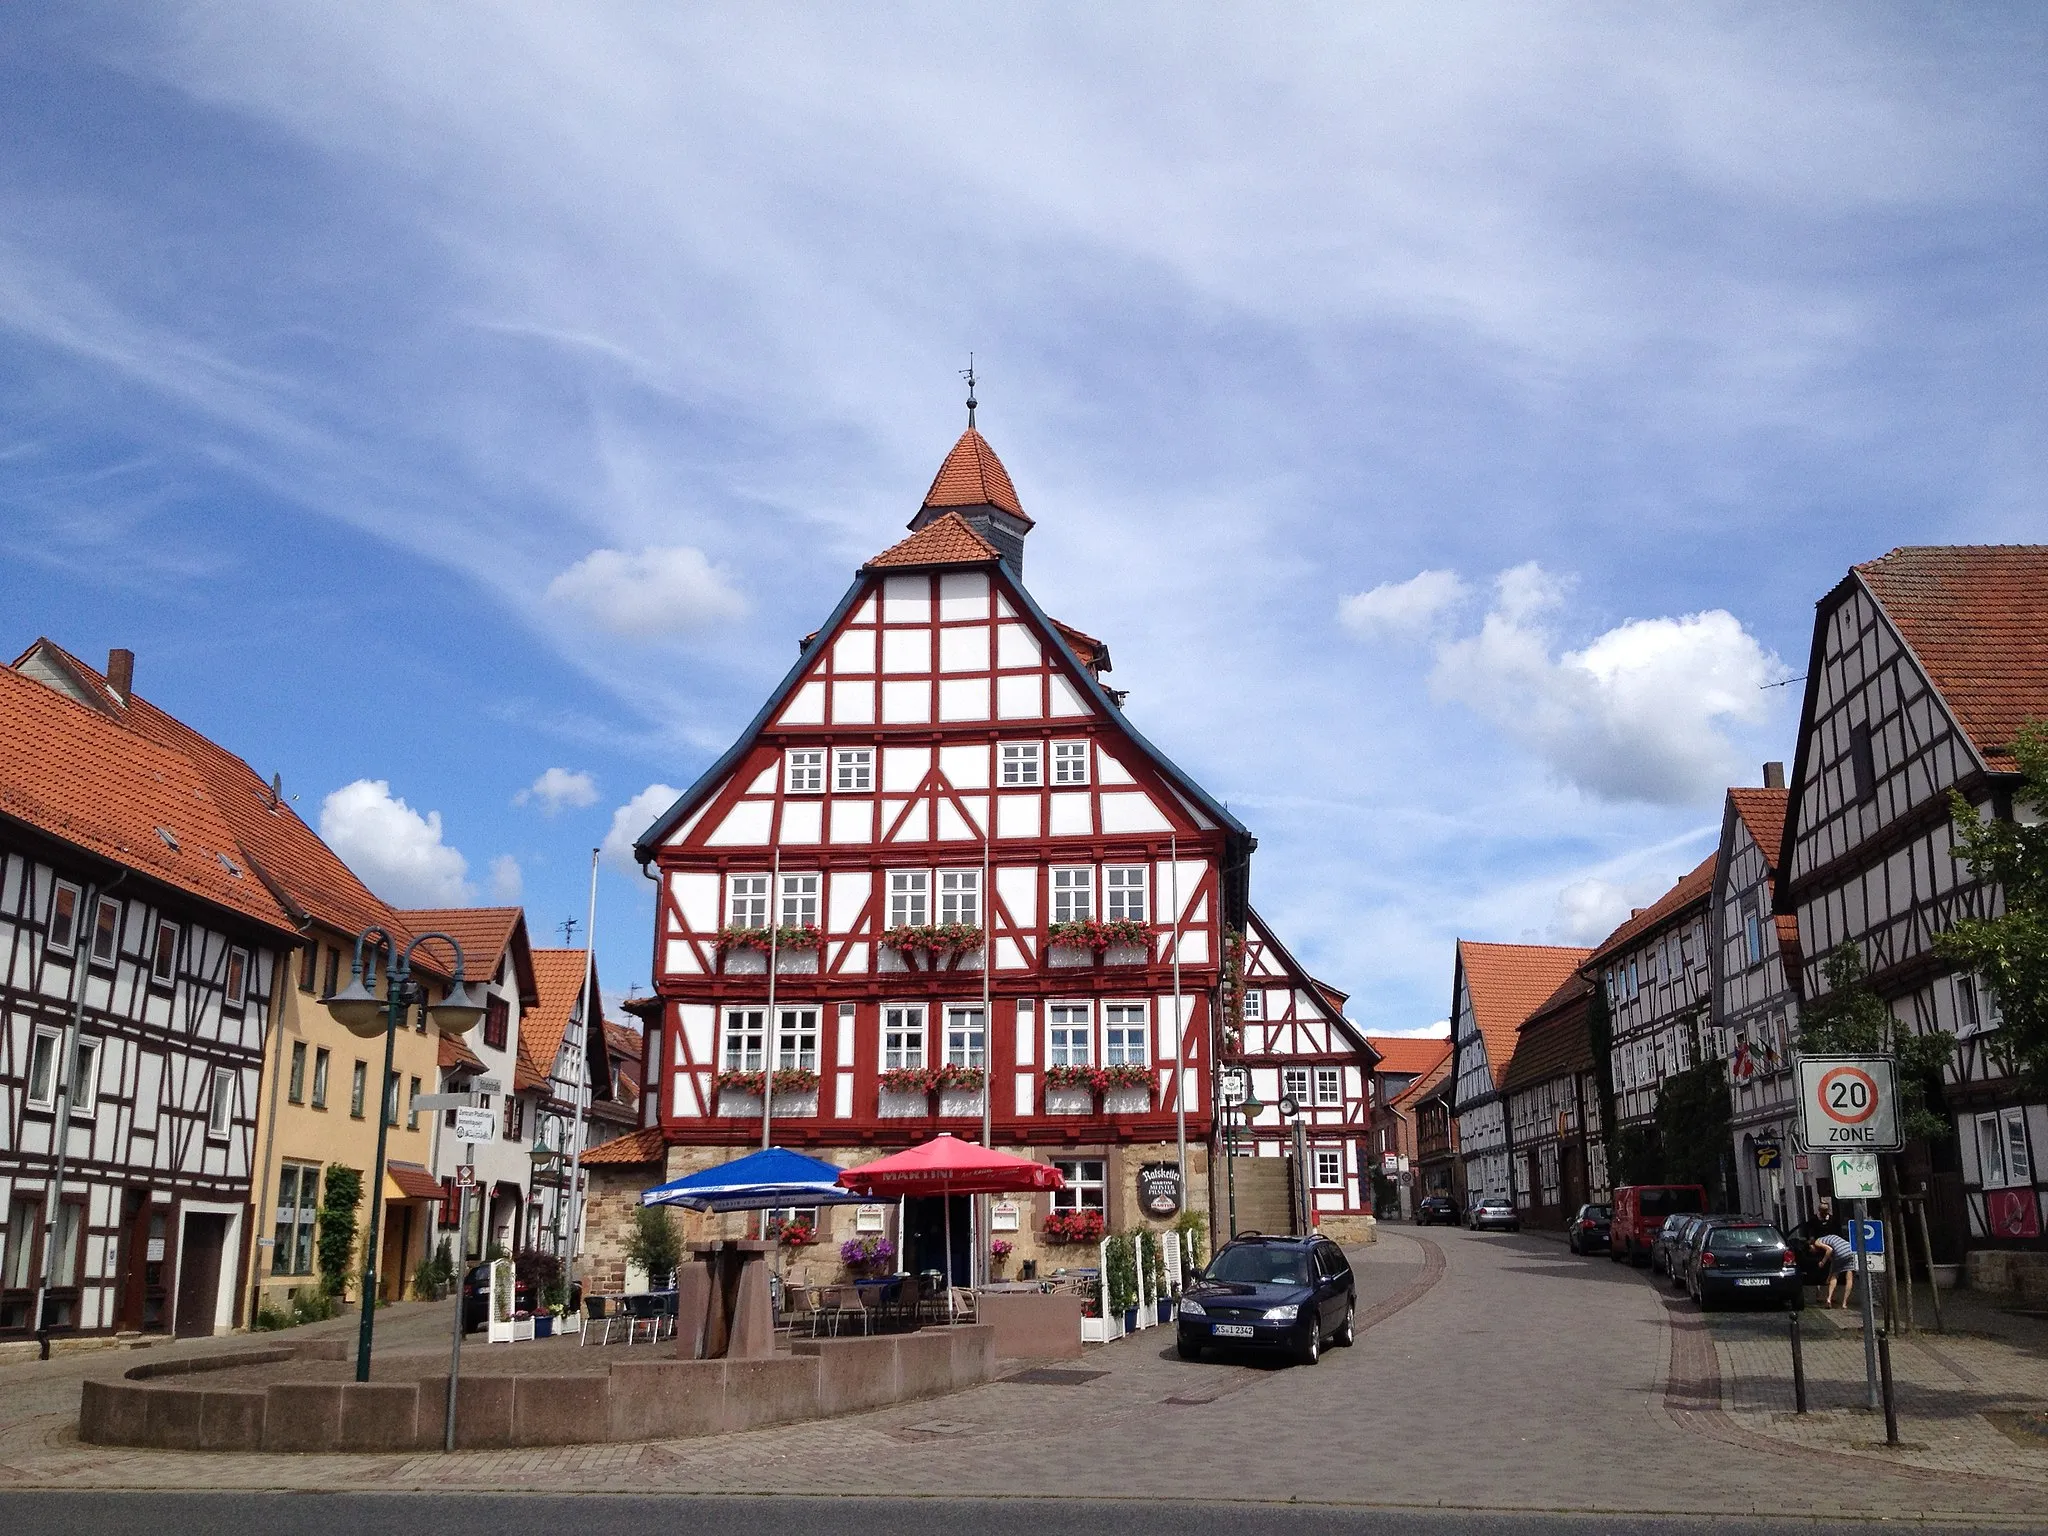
<box><xmin>3</xmin><ymin>1228</ymin><xmax>2045</xmax><ymax>1521</ymax></box>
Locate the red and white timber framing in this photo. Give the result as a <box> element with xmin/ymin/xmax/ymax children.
<box><xmin>1231</xmin><ymin>910</ymin><xmax>1380</xmax><ymax>1218</ymax></box>
<box><xmin>632</xmin><ymin>475</ymin><xmax>1254</xmax><ymax>1154</ymax></box>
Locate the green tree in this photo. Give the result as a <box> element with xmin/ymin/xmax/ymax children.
<box><xmin>1937</xmin><ymin>718</ymin><xmax>2048</xmax><ymax>1095</ymax></box>
<box><xmin>316</xmin><ymin>1164</ymin><xmax>363</xmax><ymax>1298</ymax></box>
<box><xmin>626</xmin><ymin>1205</ymin><xmax>682</xmax><ymax>1288</ymax></box>
<box><xmin>1800</xmin><ymin>943</ymin><xmax>1954</xmax><ymax>1143</ymax></box>
<box><xmin>1655</xmin><ymin>1057</ymin><xmax>1733</xmax><ymax>1205</ymax></box>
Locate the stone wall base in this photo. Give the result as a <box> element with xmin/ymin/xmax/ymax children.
<box><xmin>1965</xmin><ymin>1248</ymin><xmax>2048</xmax><ymax>1304</ymax></box>
<box><xmin>1316</xmin><ymin>1214</ymin><xmax>1377</xmax><ymax>1247</ymax></box>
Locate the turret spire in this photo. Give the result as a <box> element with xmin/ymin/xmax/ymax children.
<box><xmin>961</xmin><ymin>354</ymin><xmax>977</xmax><ymax>429</ymax></box>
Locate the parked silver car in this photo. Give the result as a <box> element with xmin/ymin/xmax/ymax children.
<box><xmin>1466</xmin><ymin>1196</ymin><xmax>1521</xmax><ymax>1232</ymax></box>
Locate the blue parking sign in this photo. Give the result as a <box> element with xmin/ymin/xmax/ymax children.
<box><xmin>1849</xmin><ymin>1218</ymin><xmax>1884</xmax><ymax>1255</ymax></box>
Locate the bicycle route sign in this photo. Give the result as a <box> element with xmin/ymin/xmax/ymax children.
<box><xmin>1795</xmin><ymin>1055</ymin><xmax>1902</xmax><ymax>1151</ymax></box>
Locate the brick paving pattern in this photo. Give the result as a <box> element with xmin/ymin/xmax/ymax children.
<box><xmin>1</xmin><ymin>1228</ymin><xmax>2044</xmax><ymax>1519</ymax></box>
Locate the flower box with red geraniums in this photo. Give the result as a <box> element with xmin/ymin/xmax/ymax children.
<box><xmin>778</xmin><ymin>1221</ymin><xmax>818</xmax><ymax>1249</ymax></box>
<box><xmin>880</xmin><ymin>923</ymin><xmax>984</xmax><ymax>959</ymax></box>
<box><xmin>1042</xmin><ymin>1063</ymin><xmax>1150</xmax><ymax>1095</ymax></box>
<box><xmin>713</xmin><ymin>1067</ymin><xmax>821</xmax><ymax>1097</ymax></box>
<box><xmin>1046</xmin><ymin>919</ymin><xmax>1151</xmax><ymax>955</ymax></box>
<box><xmin>714</xmin><ymin>924</ymin><xmax>822</xmax><ymax>956</ymax></box>
<box><xmin>877</xmin><ymin>1064</ymin><xmax>985</xmax><ymax>1094</ymax></box>
<box><xmin>1043</xmin><ymin>1209</ymin><xmax>1105</xmax><ymax>1246</ymax></box>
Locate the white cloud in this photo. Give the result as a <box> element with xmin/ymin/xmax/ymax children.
<box><xmin>1428</xmin><ymin>563</ymin><xmax>1783</xmax><ymax>805</ymax></box>
<box><xmin>319</xmin><ymin>779</ymin><xmax>474</xmax><ymax>906</ymax></box>
<box><xmin>1337</xmin><ymin>569</ymin><xmax>1469</xmax><ymax>641</ymax></box>
<box><xmin>545</xmin><ymin>547</ymin><xmax>747</xmax><ymax>636</ymax></box>
<box><xmin>1548</xmin><ymin>878</ymin><xmax>1633</xmax><ymax>946</ymax></box>
<box><xmin>514</xmin><ymin>766</ymin><xmax>600</xmax><ymax>814</ymax></box>
<box><xmin>603</xmin><ymin>783</ymin><xmax>682</xmax><ymax>872</ymax></box>
<box><xmin>488</xmin><ymin>853</ymin><xmax>523</xmax><ymax>902</ymax></box>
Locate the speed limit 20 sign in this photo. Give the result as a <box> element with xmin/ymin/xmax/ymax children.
<box><xmin>1795</xmin><ymin>1055</ymin><xmax>1902</xmax><ymax>1151</ymax></box>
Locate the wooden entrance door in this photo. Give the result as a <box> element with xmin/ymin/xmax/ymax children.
<box><xmin>115</xmin><ymin>1190</ymin><xmax>150</xmax><ymax>1331</ymax></box>
<box><xmin>1560</xmin><ymin>1143</ymin><xmax>1587</xmax><ymax>1217</ymax></box>
<box><xmin>173</xmin><ymin>1213</ymin><xmax>227</xmax><ymax>1337</ymax></box>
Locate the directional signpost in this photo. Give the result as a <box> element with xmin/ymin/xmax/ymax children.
<box><xmin>409</xmin><ymin>1085</ymin><xmax>499</xmax><ymax>1451</ymax></box>
<box><xmin>1796</xmin><ymin>1056</ymin><xmax>1901</xmax><ymax>1409</ymax></box>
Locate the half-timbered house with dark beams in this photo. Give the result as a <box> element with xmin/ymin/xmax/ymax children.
<box><xmin>1778</xmin><ymin>546</ymin><xmax>2048</xmax><ymax>1264</ymax></box>
<box><xmin>617</xmin><ymin>423</ymin><xmax>1254</xmax><ymax>1287</ymax></box>
<box><xmin>1228</xmin><ymin>909</ymin><xmax>1381</xmax><ymax>1241</ymax></box>
<box><xmin>1</xmin><ymin>651</ymin><xmax>296</xmax><ymax>1340</ymax></box>
<box><xmin>1584</xmin><ymin>858</ymin><xmax>1715</xmax><ymax>1134</ymax></box>
<box><xmin>1414</xmin><ymin>1075</ymin><xmax>1460</xmax><ymax>1206</ymax></box>
<box><xmin>1501</xmin><ymin>971</ymin><xmax>1603</xmax><ymax>1229</ymax></box>
<box><xmin>14</xmin><ymin>639</ymin><xmax>464</xmax><ymax>1321</ymax></box>
<box><xmin>1448</xmin><ymin>941</ymin><xmax>1590</xmax><ymax>1204</ymax></box>
<box><xmin>1708</xmin><ymin>774</ymin><xmax>1809</xmax><ymax>1228</ymax></box>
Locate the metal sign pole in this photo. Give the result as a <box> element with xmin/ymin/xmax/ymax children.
<box><xmin>444</xmin><ymin>1148</ymin><xmax>472</xmax><ymax>1452</ymax></box>
<box><xmin>1855</xmin><ymin>1196</ymin><xmax>1879</xmax><ymax>1410</ymax></box>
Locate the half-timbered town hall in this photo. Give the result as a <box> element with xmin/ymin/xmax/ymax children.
<box><xmin>612</xmin><ymin>422</ymin><xmax>1325</xmax><ymax>1283</ymax></box>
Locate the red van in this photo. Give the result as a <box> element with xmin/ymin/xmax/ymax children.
<box><xmin>1608</xmin><ymin>1184</ymin><xmax>1707</xmax><ymax>1266</ymax></box>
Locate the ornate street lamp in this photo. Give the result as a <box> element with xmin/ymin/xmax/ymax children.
<box><xmin>324</xmin><ymin>926</ymin><xmax>487</xmax><ymax>1382</ymax></box>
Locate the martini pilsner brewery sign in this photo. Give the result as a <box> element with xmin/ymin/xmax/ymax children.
<box><xmin>1138</xmin><ymin>1164</ymin><xmax>1183</xmax><ymax>1218</ymax></box>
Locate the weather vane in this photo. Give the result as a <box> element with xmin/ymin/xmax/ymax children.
<box><xmin>558</xmin><ymin>915</ymin><xmax>579</xmax><ymax>945</ymax></box>
<box><xmin>961</xmin><ymin>354</ymin><xmax>977</xmax><ymax>429</ymax></box>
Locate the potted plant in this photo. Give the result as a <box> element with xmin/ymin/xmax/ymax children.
<box><xmin>1047</xmin><ymin>918</ymin><xmax>1151</xmax><ymax>956</ymax></box>
<box><xmin>1043</xmin><ymin>1208</ymin><xmax>1105</xmax><ymax>1246</ymax></box>
<box><xmin>780</xmin><ymin>1217</ymin><xmax>819</xmax><ymax>1250</ymax></box>
<box><xmin>839</xmin><ymin>1234</ymin><xmax>895</xmax><ymax>1277</ymax></box>
<box><xmin>880</xmin><ymin>923</ymin><xmax>984</xmax><ymax>968</ymax></box>
<box><xmin>627</xmin><ymin>1205</ymin><xmax>683</xmax><ymax>1293</ymax></box>
<box><xmin>1106</xmin><ymin>1233</ymin><xmax>1139</xmax><ymax>1335</ymax></box>
<box><xmin>989</xmin><ymin>1237</ymin><xmax>1013</xmax><ymax>1276</ymax></box>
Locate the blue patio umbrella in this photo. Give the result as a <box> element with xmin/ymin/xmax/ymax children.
<box><xmin>640</xmin><ymin>1145</ymin><xmax>868</xmax><ymax>1213</ymax></box>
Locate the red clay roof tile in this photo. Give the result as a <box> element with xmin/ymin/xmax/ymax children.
<box><xmin>580</xmin><ymin>1124</ymin><xmax>666</xmax><ymax>1166</ymax></box>
<box><xmin>517</xmin><ymin>947</ymin><xmax>593</xmax><ymax>1093</ymax></box>
<box><xmin>1459</xmin><ymin>941</ymin><xmax>1594</xmax><ymax>1092</ymax></box>
<box><xmin>1365</xmin><ymin>1036</ymin><xmax>1455</xmax><ymax>1077</ymax></box>
<box><xmin>921</xmin><ymin>428</ymin><xmax>1029</xmax><ymax>522</ymax></box>
<box><xmin>865</xmin><ymin>511</ymin><xmax>1001</xmax><ymax>569</ymax></box>
<box><xmin>1584</xmin><ymin>856</ymin><xmax>1716</xmax><ymax>969</ymax></box>
<box><xmin>1389</xmin><ymin>1046</ymin><xmax>1454</xmax><ymax>1111</ymax></box>
<box><xmin>1727</xmin><ymin>788</ymin><xmax>1789</xmax><ymax>877</ymax></box>
<box><xmin>398</xmin><ymin>906</ymin><xmax>537</xmax><ymax>1001</ymax></box>
<box><xmin>1856</xmin><ymin>546</ymin><xmax>2048</xmax><ymax>774</ymax></box>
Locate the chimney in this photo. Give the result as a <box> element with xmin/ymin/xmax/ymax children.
<box><xmin>106</xmin><ymin>649</ymin><xmax>135</xmax><ymax>700</ymax></box>
<box><xmin>1763</xmin><ymin>761</ymin><xmax>1785</xmax><ymax>790</ymax></box>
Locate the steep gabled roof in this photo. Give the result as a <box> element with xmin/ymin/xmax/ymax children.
<box><xmin>1388</xmin><ymin>1044</ymin><xmax>1454</xmax><ymax>1113</ymax></box>
<box><xmin>518</xmin><ymin>947</ymin><xmax>594</xmax><ymax>1094</ymax></box>
<box><xmin>865</xmin><ymin>511</ymin><xmax>1001</xmax><ymax>569</ymax></box>
<box><xmin>1458</xmin><ymin>941</ymin><xmax>1593</xmax><ymax>1093</ymax></box>
<box><xmin>1501</xmin><ymin>971</ymin><xmax>1594</xmax><ymax>1094</ymax></box>
<box><xmin>920</xmin><ymin>427</ymin><xmax>1029</xmax><ymax>523</ymax></box>
<box><xmin>580</xmin><ymin>1124</ymin><xmax>665</xmax><ymax>1166</ymax></box>
<box><xmin>1855</xmin><ymin>545</ymin><xmax>2048</xmax><ymax>774</ymax></box>
<box><xmin>1366</xmin><ymin>1035</ymin><xmax>1455</xmax><ymax>1077</ymax></box>
<box><xmin>1583</xmin><ymin>855</ymin><xmax>1716</xmax><ymax>971</ymax></box>
<box><xmin>0</xmin><ymin>660</ymin><xmax>295</xmax><ymax>935</ymax></box>
<box><xmin>1726</xmin><ymin>788</ymin><xmax>1789</xmax><ymax>877</ymax></box>
<box><xmin>15</xmin><ymin>639</ymin><xmax>415</xmax><ymax>957</ymax></box>
<box><xmin>1245</xmin><ymin>908</ymin><xmax>1378</xmax><ymax>1066</ymax></box>
<box><xmin>438</xmin><ymin>1031</ymin><xmax>487</xmax><ymax>1074</ymax></box>
<box><xmin>397</xmin><ymin>906</ymin><xmax>538</xmax><ymax>1003</ymax></box>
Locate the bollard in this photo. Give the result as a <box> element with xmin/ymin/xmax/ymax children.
<box><xmin>1877</xmin><ymin>1328</ymin><xmax>1899</xmax><ymax>1446</ymax></box>
<box><xmin>1790</xmin><ymin>1311</ymin><xmax>1807</xmax><ymax>1414</ymax></box>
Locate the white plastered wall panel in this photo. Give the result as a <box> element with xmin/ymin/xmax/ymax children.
<box><xmin>938</xmin><ymin>744</ymin><xmax>989</xmax><ymax>789</ymax></box>
<box><xmin>669</xmin><ymin>873</ymin><xmax>719</xmax><ymax>933</ymax></box>
<box><xmin>707</xmin><ymin>800</ymin><xmax>773</xmax><ymax>847</ymax></box>
<box><xmin>939</xmin><ymin>571</ymin><xmax>990</xmax><ymax>620</ymax></box>
<box><xmin>779</xmin><ymin>681</ymin><xmax>827</xmax><ymax>726</ymax></box>
<box><xmin>883</xmin><ymin>747</ymin><xmax>931</xmax><ymax>793</ymax></box>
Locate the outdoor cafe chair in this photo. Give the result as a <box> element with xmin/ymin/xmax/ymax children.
<box><xmin>819</xmin><ymin>1285</ymin><xmax>868</xmax><ymax>1337</ymax></box>
<box><xmin>580</xmin><ymin>1293</ymin><xmax>622</xmax><ymax>1347</ymax></box>
<box><xmin>622</xmin><ymin>1291</ymin><xmax>673</xmax><ymax>1346</ymax></box>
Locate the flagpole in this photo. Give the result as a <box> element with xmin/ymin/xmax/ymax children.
<box><xmin>1171</xmin><ymin>834</ymin><xmax>1186</xmax><ymax>1191</ymax></box>
<box><xmin>979</xmin><ymin>803</ymin><xmax>993</xmax><ymax>1287</ymax></box>
<box><xmin>763</xmin><ymin>846</ymin><xmax>782</xmax><ymax>1154</ymax></box>
<box><xmin>565</xmin><ymin>848</ymin><xmax>599</xmax><ymax>1272</ymax></box>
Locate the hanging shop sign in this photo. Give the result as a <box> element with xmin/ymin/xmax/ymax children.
<box><xmin>1137</xmin><ymin>1163</ymin><xmax>1183</xmax><ymax>1218</ymax></box>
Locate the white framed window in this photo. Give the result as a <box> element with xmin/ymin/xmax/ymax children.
<box><xmin>1052</xmin><ymin>741</ymin><xmax>1089</xmax><ymax>785</ymax></box>
<box><xmin>1051</xmin><ymin>866</ymin><xmax>1093</xmax><ymax>923</ymax></box>
<box><xmin>834</xmin><ymin>748</ymin><xmax>873</xmax><ymax>793</ymax></box>
<box><xmin>775</xmin><ymin>1007</ymin><xmax>819</xmax><ymax>1071</ymax></box>
<box><xmin>273</xmin><ymin>1163</ymin><xmax>320</xmax><ymax>1277</ymax></box>
<box><xmin>944</xmin><ymin>1006</ymin><xmax>985</xmax><ymax>1068</ymax></box>
<box><xmin>786</xmin><ymin>748</ymin><xmax>825</xmax><ymax>793</ymax></box>
<box><xmin>1052</xmin><ymin>1157</ymin><xmax>1105</xmax><ymax>1211</ymax></box>
<box><xmin>780</xmin><ymin>872</ymin><xmax>820</xmax><ymax>928</ymax></box>
<box><xmin>936</xmin><ymin>868</ymin><xmax>980</xmax><ymax>926</ymax></box>
<box><xmin>1315</xmin><ymin>1067</ymin><xmax>1343</xmax><ymax>1107</ymax></box>
<box><xmin>723</xmin><ymin>1007</ymin><xmax>766</xmax><ymax>1071</ymax></box>
<box><xmin>66</xmin><ymin>1038</ymin><xmax>99</xmax><ymax>1120</ymax></box>
<box><xmin>208</xmin><ymin>1066</ymin><xmax>235</xmax><ymax>1138</ymax></box>
<box><xmin>1000</xmin><ymin>742</ymin><xmax>1042</xmax><ymax>787</ymax></box>
<box><xmin>225</xmin><ymin>946</ymin><xmax>249</xmax><ymax>1008</ymax></box>
<box><xmin>1742</xmin><ymin>899</ymin><xmax>1763</xmax><ymax>966</ymax></box>
<box><xmin>888</xmin><ymin>870</ymin><xmax>930</xmax><ymax>927</ymax></box>
<box><xmin>1314</xmin><ymin>1148</ymin><xmax>1344</xmax><ymax>1188</ymax></box>
<box><xmin>26</xmin><ymin>1026</ymin><xmax>61</xmax><ymax>1109</ymax></box>
<box><xmin>883</xmin><ymin>1004</ymin><xmax>926</xmax><ymax>1069</ymax></box>
<box><xmin>1103</xmin><ymin>1003</ymin><xmax>1147</xmax><ymax>1065</ymax></box>
<box><xmin>1242</xmin><ymin>988</ymin><xmax>1263</xmax><ymax>1021</ymax></box>
<box><xmin>48</xmin><ymin>880</ymin><xmax>81</xmax><ymax>955</ymax></box>
<box><xmin>1104</xmin><ymin>866</ymin><xmax>1147</xmax><ymax>923</ymax></box>
<box><xmin>1954</xmin><ymin>973</ymin><xmax>2000</xmax><ymax>1038</ymax></box>
<box><xmin>1048</xmin><ymin>1003</ymin><xmax>1092</xmax><ymax>1066</ymax></box>
<box><xmin>151</xmin><ymin>920</ymin><xmax>179</xmax><ymax>984</ymax></box>
<box><xmin>727</xmin><ymin>873</ymin><xmax>769</xmax><ymax>928</ymax></box>
<box><xmin>1976</xmin><ymin>1108</ymin><xmax>2032</xmax><ymax>1189</ymax></box>
<box><xmin>1283</xmin><ymin>1067</ymin><xmax>1310</xmax><ymax>1105</ymax></box>
<box><xmin>90</xmin><ymin>899</ymin><xmax>120</xmax><ymax>962</ymax></box>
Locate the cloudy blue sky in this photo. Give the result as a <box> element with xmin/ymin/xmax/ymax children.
<box><xmin>3</xmin><ymin>5</ymin><xmax>2043</xmax><ymax>1034</ymax></box>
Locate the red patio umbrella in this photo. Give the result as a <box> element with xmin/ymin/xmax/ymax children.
<box><xmin>838</xmin><ymin>1136</ymin><xmax>1064</xmax><ymax>1314</ymax></box>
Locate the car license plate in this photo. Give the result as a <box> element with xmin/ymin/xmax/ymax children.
<box><xmin>1736</xmin><ymin>1277</ymin><xmax>1770</xmax><ymax>1287</ymax></box>
<box><xmin>1212</xmin><ymin>1323</ymin><xmax>1255</xmax><ymax>1337</ymax></box>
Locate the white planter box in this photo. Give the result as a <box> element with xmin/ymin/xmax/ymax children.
<box><xmin>723</xmin><ymin>950</ymin><xmax>767</xmax><ymax>975</ymax></box>
<box><xmin>775</xmin><ymin>950</ymin><xmax>819</xmax><ymax>975</ymax></box>
<box><xmin>877</xmin><ymin>1087</ymin><xmax>931</xmax><ymax>1119</ymax></box>
<box><xmin>1044</xmin><ymin>1087</ymin><xmax>1093</xmax><ymax>1116</ymax></box>
<box><xmin>771</xmin><ymin>1091</ymin><xmax>820</xmax><ymax>1118</ymax></box>
<box><xmin>1103</xmin><ymin>1087</ymin><xmax>1150</xmax><ymax>1116</ymax></box>
<box><xmin>937</xmin><ymin>1088</ymin><xmax>986</xmax><ymax>1119</ymax></box>
<box><xmin>718</xmin><ymin>1092</ymin><xmax>764</xmax><ymax>1119</ymax></box>
<box><xmin>1080</xmin><ymin>1315</ymin><xmax>1123</xmax><ymax>1344</ymax></box>
<box><xmin>1048</xmin><ymin>946</ymin><xmax>1093</xmax><ymax>969</ymax></box>
<box><xmin>1104</xmin><ymin>944</ymin><xmax>1147</xmax><ymax>967</ymax></box>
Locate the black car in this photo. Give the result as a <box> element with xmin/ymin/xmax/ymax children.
<box><xmin>1176</xmin><ymin>1234</ymin><xmax>1357</xmax><ymax>1365</ymax></box>
<box><xmin>1682</xmin><ymin>1221</ymin><xmax>1803</xmax><ymax>1310</ymax></box>
<box><xmin>1416</xmin><ymin>1195</ymin><xmax>1459</xmax><ymax>1227</ymax></box>
<box><xmin>1652</xmin><ymin>1213</ymin><xmax>1707</xmax><ymax>1279</ymax></box>
<box><xmin>460</xmin><ymin>1262</ymin><xmax>533</xmax><ymax>1332</ymax></box>
<box><xmin>1566</xmin><ymin>1203</ymin><xmax>1611</xmax><ymax>1254</ymax></box>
